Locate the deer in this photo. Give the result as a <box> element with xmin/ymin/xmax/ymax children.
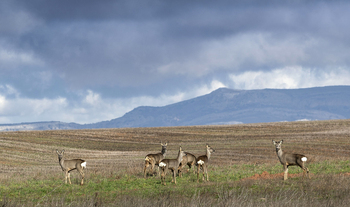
<box><xmin>178</xmin><ymin>152</ymin><xmax>197</xmax><ymax>177</ymax></box>
<box><xmin>143</xmin><ymin>142</ymin><xmax>167</xmax><ymax>178</ymax></box>
<box><xmin>196</xmin><ymin>144</ymin><xmax>215</xmax><ymax>183</ymax></box>
<box><xmin>272</xmin><ymin>140</ymin><xmax>310</xmax><ymax>180</ymax></box>
<box><xmin>56</xmin><ymin>149</ymin><xmax>86</xmax><ymax>185</ymax></box>
<box><xmin>159</xmin><ymin>146</ymin><xmax>186</xmax><ymax>185</ymax></box>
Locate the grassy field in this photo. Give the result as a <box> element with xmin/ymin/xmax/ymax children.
<box><xmin>1</xmin><ymin>119</ymin><xmax>350</xmax><ymax>206</ymax></box>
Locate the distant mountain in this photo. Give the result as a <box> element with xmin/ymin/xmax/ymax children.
<box><xmin>87</xmin><ymin>85</ymin><xmax>350</xmax><ymax>128</ymax></box>
<box><xmin>1</xmin><ymin>86</ymin><xmax>350</xmax><ymax>131</ymax></box>
<box><xmin>0</xmin><ymin>121</ymin><xmax>81</xmax><ymax>131</ymax></box>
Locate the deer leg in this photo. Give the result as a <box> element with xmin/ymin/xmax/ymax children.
<box><xmin>143</xmin><ymin>161</ymin><xmax>149</xmax><ymax>178</ymax></box>
<box><xmin>173</xmin><ymin>170</ymin><xmax>177</xmax><ymax>184</ymax></box>
<box><xmin>187</xmin><ymin>163</ymin><xmax>192</xmax><ymax>173</ymax></box>
<box><xmin>191</xmin><ymin>163</ymin><xmax>196</xmax><ymax>174</ymax></box>
<box><xmin>197</xmin><ymin>165</ymin><xmax>200</xmax><ymax>183</ymax></box>
<box><xmin>283</xmin><ymin>166</ymin><xmax>288</xmax><ymax>181</ymax></box>
<box><xmin>68</xmin><ymin>172</ymin><xmax>72</xmax><ymax>184</ymax></box>
<box><xmin>64</xmin><ymin>171</ymin><xmax>68</xmax><ymax>184</ymax></box>
<box><xmin>160</xmin><ymin>168</ymin><xmax>164</xmax><ymax>185</ymax></box>
<box><xmin>304</xmin><ymin>164</ymin><xmax>310</xmax><ymax>179</ymax></box>
<box><xmin>300</xmin><ymin>162</ymin><xmax>310</xmax><ymax>179</ymax></box>
<box><xmin>178</xmin><ymin>166</ymin><xmax>182</xmax><ymax>178</ymax></box>
<box><xmin>81</xmin><ymin>175</ymin><xmax>84</xmax><ymax>185</ymax></box>
<box><xmin>202</xmin><ymin>165</ymin><xmax>205</xmax><ymax>181</ymax></box>
<box><xmin>163</xmin><ymin>168</ymin><xmax>167</xmax><ymax>186</ymax></box>
<box><xmin>78</xmin><ymin>168</ymin><xmax>84</xmax><ymax>185</ymax></box>
<box><xmin>180</xmin><ymin>163</ymin><xmax>186</xmax><ymax>177</ymax></box>
<box><xmin>171</xmin><ymin>169</ymin><xmax>174</xmax><ymax>183</ymax></box>
<box><xmin>205</xmin><ymin>166</ymin><xmax>209</xmax><ymax>182</ymax></box>
<box><xmin>150</xmin><ymin>161</ymin><xmax>155</xmax><ymax>176</ymax></box>
<box><xmin>80</xmin><ymin>172</ymin><xmax>84</xmax><ymax>185</ymax></box>
<box><xmin>202</xmin><ymin>164</ymin><xmax>208</xmax><ymax>181</ymax></box>
<box><xmin>157</xmin><ymin>166</ymin><xmax>161</xmax><ymax>177</ymax></box>
<box><xmin>303</xmin><ymin>166</ymin><xmax>310</xmax><ymax>179</ymax></box>
<box><xmin>161</xmin><ymin>167</ymin><xmax>167</xmax><ymax>186</ymax></box>
<box><xmin>301</xmin><ymin>167</ymin><xmax>306</xmax><ymax>179</ymax></box>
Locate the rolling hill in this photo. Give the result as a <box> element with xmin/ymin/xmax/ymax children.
<box><xmin>1</xmin><ymin>86</ymin><xmax>350</xmax><ymax>131</ymax></box>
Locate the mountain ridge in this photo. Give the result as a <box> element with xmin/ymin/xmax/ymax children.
<box><xmin>1</xmin><ymin>86</ymin><xmax>350</xmax><ymax>131</ymax></box>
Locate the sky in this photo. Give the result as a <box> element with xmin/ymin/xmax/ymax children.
<box><xmin>1</xmin><ymin>0</ymin><xmax>350</xmax><ymax>124</ymax></box>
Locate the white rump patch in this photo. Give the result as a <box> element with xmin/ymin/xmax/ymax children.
<box><xmin>301</xmin><ymin>157</ymin><xmax>307</xmax><ymax>162</ymax></box>
<box><xmin>159</xmin><ymin>162</ymin><xmax>166</xmax><ymax>167</ymax></box>
<box><xmin>81</xmin><ymin>162</ymin><xmax>86</xmax><ymax>168</ymax></box>
<box><xmin>197</xmin><ymin>160</ymin><xmax>204</xmax><ymax>165</ymax></box>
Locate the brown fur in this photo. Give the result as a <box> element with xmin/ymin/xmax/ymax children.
<box><xmin>143</xmin><ymin>142</ymin><xmax>167</xmax><ymax>178</ymax></box>
<box><xmin>272</xmin><ymin>140</ymin><xmax>310</xmax><ymax>180</ymax></box>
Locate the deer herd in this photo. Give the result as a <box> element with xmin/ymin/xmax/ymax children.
<box><xmin>56</xmin><ymin>140</ymin><xmax>310</xmax><ymax>185</ymax></box>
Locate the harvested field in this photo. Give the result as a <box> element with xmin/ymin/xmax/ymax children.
<box><xmin>1</xmin><ymin>119</ymin><xmax>350</xmax><ymax>206</ymax></box>
<box><xmin>1</xmin><ymin>119</ymin><xmax>350</xmax><ymax>176</ymax></box>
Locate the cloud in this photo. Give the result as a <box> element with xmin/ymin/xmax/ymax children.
<box><xmin>3</xmin><ymin>1</ymin><xmax>350</xmax><ymax>90</ymax></box>
<box><xmin>0</xmin><ymin>47</ymin><xmax>44</xmax><ymax>70</ymax></box>
<box><xmin>74</xmin><ymin>80</ymin><xmax>226</xmax><ymax>123</ymax></box>
<box><xmin>1</xmin><ymin>1</ymin><xmax>350</xmax><ymax>125</ymax></box>
<box><xmin>190</xmin><ymin>80</ymin><xmax>227</xmax><ymax>97</ymax></box>
<box><xmin>5</xmin><ymin>1</ymin><xmax>350</xmax><ymax>89</ymax></box>
<box><xmin>156</xmin><ymin>30</ymin><xmax>350</xmax><ymax>79</ymax></box>
<box><xmin>0</xmin><ymin>95</ymin><xmax>68</xmax><ymax>123</ymax></box>
<box><xmin>0</xmin><ymin>85</ymin><xmax>20</xmax><ymax>97</ymax></box>
<box><xmin>0</xmin><ymin>95</ymin><xmax>6</xmax><ymax>112</ymax></box>
<box><xmin>84</xmin><ymin>90</ymin><xmax>101</xmax><ymax>106</ymax></box>
<box><xmin>0</xmin><ymin>2</ymin><xmax>42</xmax><ymax>35</ymax></box>
<box><xmin>229</xmin><ymin>67</ymin><xmax>350</xmax><ymax>89</ymax></box>
<box><xmin>0</xmin><ymin>80</ymin><xmax>227</xmax><ymax>124</ymax></box>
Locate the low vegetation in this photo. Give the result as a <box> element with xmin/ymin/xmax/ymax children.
<box><xmin>0</xmin><ymin>119</ymin><xmax>350</xmax><ymax>206</ymax></box>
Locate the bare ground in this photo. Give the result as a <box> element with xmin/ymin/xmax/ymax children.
<box><xmin>1</xmin><ymin>119</ymin><xmax>350</xmax><ymax>181</ymax></box>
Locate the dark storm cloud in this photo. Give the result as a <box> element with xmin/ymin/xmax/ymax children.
<box><xmin>2</xmin><ymin>0</ymin><xmax>350</xmax><ymax>88</ymax></box>
<box><xmin>1</xmin><ymin>0</ymin><xmax>350</xmax><ymax>124</ymax></box>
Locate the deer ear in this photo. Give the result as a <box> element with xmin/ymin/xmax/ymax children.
<box><xmin>281</xmin><ymin>140</ymin><xmax>283</xmax><ymax>143</ymax></box>
<box><xmin>272</xmin><ymin>140</ymin><xmax>275</xmax><ymax>144</ymax></box>
<box><xmin>56</xmin><ymin>149</ymin><xmax>59</xmax><ymax>154</ymax></box>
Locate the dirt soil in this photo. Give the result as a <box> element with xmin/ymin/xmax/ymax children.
<box><xmin>1</xmin><ymin>119</ymin><xmax>350</xmax><ymax>178</ymax></box>
<box><xmin>243</xmin><ymin>171</ymin><xmax>350</xmax><ymax>181</ymax></box>
<box><xmin>242</xmin><ymin>171</ymin><xmax>308</xmax><ymax>180</ymax></box>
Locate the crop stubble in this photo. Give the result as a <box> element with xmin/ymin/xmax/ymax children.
<box><xmin>0</xmin><ymin>119</ymin><xmax>349</xmax><ymax>181</ymax></box>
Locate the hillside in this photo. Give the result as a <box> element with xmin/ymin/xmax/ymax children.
<box><xmin>88</xmin><ymin>85</ymin><xmax>350</xmax><ymax>128</ymax></box>
<box><xmin>1</xmin><ymin>86</ymin><xmax>350</xmax><ymax>131</ymax></box>
<box><xmin>1</xmin><ymin>119</ymin><xmax>350</xmax><ymax>206</ymax></box>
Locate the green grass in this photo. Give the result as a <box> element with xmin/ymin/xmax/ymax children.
<box><xmin>2</xmin><ymin>120</ymin><xmax>350</xmax><ymax>206</ymax></box>
<box><xmin>1</xmin><ymin>160</ymin><xmax>350</xmax><ymax>206</ymax></box>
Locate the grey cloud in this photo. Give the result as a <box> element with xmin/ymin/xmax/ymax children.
<box><xmin>1</xmin><ymin>0</ymin><xmax>350</xmax><ymax>103</ymax></box>
<box><xmin>0</xmin><ymin>0</ymin><xmax>350</xmax><ymax>123</ymax></box>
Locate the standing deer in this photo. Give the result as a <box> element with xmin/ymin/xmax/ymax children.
<box><xmin>178</xmin><ymin>152</ymin><xmax>197</xmax><ymax>177</ymax></box>
<box><xmin>159</xmin><ymin>146</ymin><xmax>186</xmax><ymax>185</ymax></box>
<box><xmin>143</xmin><ymin>142</ymin><xmax>167</xmax><ymax>178</ymax></box>
<box><xmin>196</xmin><ymin>144</ymin><xmax>215</xmax><ymax>183</ymax></box>
<box><xmin>56</xmin><ymin>150</ymin><xmax>86</xmax><ymax>185</ymax></box>
<box><xmin>272</xmin><ymin>140</ymin><xmax>310</xmax><ymax>180</ymax></box>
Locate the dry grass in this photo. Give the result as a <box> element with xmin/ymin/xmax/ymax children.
<box><xmin>2</xmin><ymin>119</ymin><xmax>350</xmax><ymax>175</ymax></box>
<box><xmin>1</xmin><ymin>119</ymin><xmax>350</xmax><ymax>206</ymax></box>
